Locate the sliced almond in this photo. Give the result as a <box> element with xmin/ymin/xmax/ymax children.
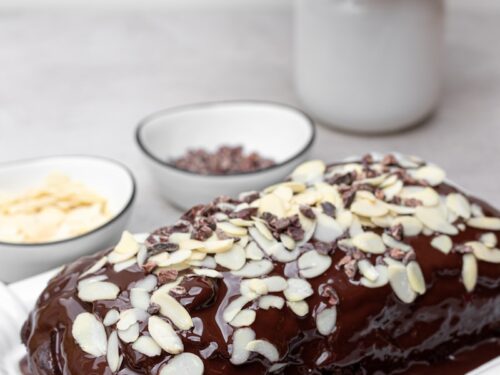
<box><xmin>169</xmin><ymin>232</ymin><xmax>191</xmax><ymax>244</ymax></box>
<box><xmin>480</xmin><ymin>233</ymin><xmax>497</xmax><ymax>248</ymax></box>
<box><xmin>115</xmin><ymin>231</ymin><xmax>140</xmax><ymax>254</ymax></box>
<box><xmin>229</xmin><ymin>218</ymin><xmax>254</xmax><ymax>227</ymax></box>
<box><xmin>245</xmin><ymin>241</ymin><xmax>264</xmax><ymax>260</ymax></box>
<box><xmin>298</xmin><ymin>250</ymin><xmax>332</xmax><ymax>279</ymax></box>
<box><xmin>230</xmin><ymin>328</ymin><xmax>256</xmax><ymax>365</ymax></box>
<box><xmin>79</xmin><ymin>256</ymin><xmax>108</xmax><ymax>279</ymax></box>
<box><xmin>249</xmin><ymin>227</ymin><xmax>276</xmax><ymax>256</ymax></box>
<box><xmin>240</xmin><ymin>279</ymin><xmax>268</xmax><ymax>298</ymax></box>
<box><xmin>113</xmin><ymin>258</ymin><xmax>137</xmax><ymax>273</ymax></box>
<box><xmin>217</xmin><ymin>221</ymin><xmax>248</xmax><ymax>237</ymax></box>
<box><xmin>462</xmin><ymin>253</ymin><xmax>478</xmax><ymax>292</ymax></box>
<box><xmin>223</xmin><ymin>295</ymin><xmax>254</xmax><ymax>322</ymax></box>
<box><xmin>351</xmin><ymin>198</ymin><xmax>388</xmax><ymax>217</ymax></box>
<box><xmin>258</xmin><ymin>295</ymin><xmax>285</xmax><ymax>310</ymax></box>
<box><xmin>192</xmin><ymin>268</ymin><xmax>223</xmax><ymax>278</ymax></box>
<box><xmin>406</xmin><ymin>261</ymin><xmax>426</xmax><ymax>295</ymax></box>
<box><xmin>160</xmin><ymin>353</ymin><xmax>204</xmax><ymax>375</ymax></box>
<box><xmin>72</xmin><ymin>312</ymin><xmax>107</xmax><ymax>357</ymax></box>
<box><xmin>116</xmin><ymin>308</ymin><xmax>144</xmax><ymax>331</ymax></box>
<box><xmin>148</xmin><ymin>316</ymin><xmax>183</xmax><ymax>354</ymax></box>
<box><xmin>382</xmin><ymin>179</ymin><xmax>403</xmax><ymax>201</ymax></box>
<box><xmin>415</xmin><ymin>206</ymin><xmax>458</xmax><ymax>235</ymax></box>
<box><xmin>316</xmin><ymin>306</ymin><xmax>337</xmax><ymax>336</ymax></box>
<box><xmin>399</xmin><ymin>187</ymin><xmax>439</xmax><ymax>207</ymax></box>
<box><xmin>291</xmin><ymin>160</ymin><xmax>326</xmax><ymax>184</ymax></box>
<box><xmin>392</xmin><ymin>216</ymin><xmax>423</xmax><ymax>237</ymax></box>
<box><xmin>360</xmin><ymin>265</ymin><xmax>389</xmax><ymax>288</ymax></box>
<box><xmin>230</xmin><ymin>309</ymin><xmax>256</xmax><ymax>327</ymax></box>
<box><xmin>269</xmin><ymin>242</ymin><xmax>300</xmax><ymax>263</ymax></box>
<box><xmin>107</xmin><ymin>331</ymin><xmax>120</xmax><ymax>372</ymax></box>
<box><xmin>286</xmin><ymin>300</ymin><xmax>309</xmax><ymax>317</ymax></box>
<box><xmin>132</xmin><ymin>336</ymin><xmax>161</xmax><ymax>357</ymax></box>
<box><xmin>382</xmin><ymin>232</ymin><xmax>413</xmax><ymax>252</ymax></box>
<box><xmin>357</xmin><ymin>259</ymin><xmax>379</xmax><ymax>282</ymax></box>
<box><xmin>467</xmin><ymin>217</ymin><xmax>500</xmax><ymax>231</ymax></box>
<box><xmin>134</xmin><ymin>275</ymin><xmax>158</xmax><ymax>292</ymax></box>
<box><xmin>280</xmin><ymin>234</ymin><xmax>296</xmax><ymax>250</ymax></box>
<box><xmin>292</xmin><ymin>190</ymin><xmax>322</xmax><ymax>206</ymax></box>
<box><xmin>215</xmin><ymin>244</ymin><xmax>246</xmax><ymax>271</ymax></box>
<box><xmin>264</xmin><ymin>181</ymin><xmax>306</xmax><ymax>194</ymax></box>
<box><xmin>314</xmin><ymin>213</ymin><xmax>344</xmax><ymax>243</ymax></box>
<box><xmin>412</xmin><ymin>165</ymin><xmax>446</xmax><ymax>186</ymax></box>
<box><xmin>388</xmin><ymin>262</ymin><xmax>417</xmax><ymax>303</ymax></box>
<box><xmin>283</xmin><ymin>278</ymin><xmax>313</xmax><ymax>302</ymax></box>
<box><xmin>232</xmin><ymin>259</ymin><xmax>273</xmax><ymax>278</ymax></box>
<box><xmin>246</xmin><ymin>340</ymin><xmax>280</xmax><ymax>363</ymax></box>
<box><xmin>150</xmin><ymin>290</ymin><xmax>193</xmax><ymax>330</ymax></box>
<box><xmin>263</xmin><ymin>276</ymin><xmax>288</xmax><ymax>292</ymax></box>
<box><xmin>118</xmin><ymin>322</ymin><xmax>139</xmax><ymax>343</ymax></box>
<box><xmin>430</xmin><ymin>235</ymin><xmax>453</xmax><ymax>254</ymax></box>
<box><xmin>352</xmin><ymin>232</ymin><xmax>385</xmax><ymax>254</ymax></box>
<box><xmin>273</xmin><ymin>185</ymin><xmax>294</xmax><ymax>203</ymax></box>
<box><xmin>258</xmin><ymin>193</ymin><xmax>285</xmax><ymax>218</ymax></box>
<box><xmin>78</xmin><ymin>280</ymin><xmax>120</xmax><ymax>302</ymax></box>
<box><xmin>446</xmin><ymin>193</ymin><xmax>471</xmax><ymax>219</ymax></box>
<box><xmin>467</xmin><ymin>241</ymin><xmax>500</xmax><ymax>263</ymax></box>
<box><xmin>254</xmin><ymin>220</ymin><xmax>274</xmax><ymax>241</ymax></box>
<box><xmin>103</xmin><ymin>309</ymin><xmax>120</xmax><ymax>326</ymax></box>
<box><xmin>200</xmin><ymin>238</ymin><xmax>234</xmax><ymax>254</ymax></box>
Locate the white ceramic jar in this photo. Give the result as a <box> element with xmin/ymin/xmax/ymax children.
<box><xmin>294</xmin><ymin>0</ymin><xmax>445</xmax><ymax>133</ymax></box>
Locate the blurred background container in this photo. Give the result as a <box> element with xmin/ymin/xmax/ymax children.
<box><xmin>294</xmin><ymin>0</ymin><xmax>445</xmax><ymax>133</ymax></box>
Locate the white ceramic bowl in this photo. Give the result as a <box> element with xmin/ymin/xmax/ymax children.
<box><xmin>136</xmin><ymin>101</ymin><xmax>316</xmax><ymax>210</ymax></box>
<box><xmin>0</xmin><ymin>156</ymin><xmax>136</xmax><ymax>283</ymax></box>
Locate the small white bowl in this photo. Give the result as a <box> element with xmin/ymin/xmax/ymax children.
<box><xmin>0</xmin><ymin>155</ymin><xmax>136</xmax><ymax>283</ymax></box>
<box><xmin>136</xmin><ymin>101</ymin><xmax>316</xmax><ymax>209</ymax></box>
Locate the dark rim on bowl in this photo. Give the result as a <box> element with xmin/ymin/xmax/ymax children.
<box><xmin>135</xmin><ymin>100</ymin><xmax>316</xmax><ymax>177</ymax></box>
<box><xmin>0</xmin><ymin>155</ymin><xmax>136</xmax><ymax>248</ymax></box>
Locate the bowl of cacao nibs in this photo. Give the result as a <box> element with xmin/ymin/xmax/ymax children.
<box><xmin>136</xmin><ymin>101</ymin><xmax>315</xmax><ymax>209</ymax></box>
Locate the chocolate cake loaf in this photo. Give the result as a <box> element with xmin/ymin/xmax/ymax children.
<box><xmin>21</xmin><ymin>154</ymin><xmax>500</xmax><ymax>374</ymax></box>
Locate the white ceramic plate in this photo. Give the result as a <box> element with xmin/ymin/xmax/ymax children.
<box><xmin>0</xmin><ymin>155</ymin><xmax>136</xmax><ymax>283</ymax></box>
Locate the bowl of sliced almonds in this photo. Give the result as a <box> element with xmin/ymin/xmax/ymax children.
<box><xmin>0</xmin><ymin>155</ymin><xmax>136</xmax><ymax>283</ymax></box>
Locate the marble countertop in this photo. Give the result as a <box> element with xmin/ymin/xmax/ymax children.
<box><xmin>0</xmin><ymin>0</ymin><xmax>499</xmax><ymax>233</ymax></box>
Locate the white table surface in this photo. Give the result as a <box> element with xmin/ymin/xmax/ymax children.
<box><xmin>0</xmin><ymin>0</ymin><xmax>499</xmax><ymax>235</ymax></box>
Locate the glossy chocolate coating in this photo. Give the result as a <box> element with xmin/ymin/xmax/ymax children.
<box><xmin>21</xmin><ymin>183</ymin><xmax>500</xmax><ymax>374</ymax></box>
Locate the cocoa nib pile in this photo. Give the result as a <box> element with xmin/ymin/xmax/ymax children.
<box><xmin>171</xmin><ymin>145</ymin><xmax>275</xmax><ymax>175</ymax></box>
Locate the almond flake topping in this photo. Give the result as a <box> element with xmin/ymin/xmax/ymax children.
<box><xmin>150</xmin><ymin>290</ymin><xmax>193</xmax><ymax>330</ymax></box>
<box><xmin>406</xmin><ymin>261</ymin><xmax>426</xmax><ymax>295</ymax></box>
<box><xmin>79</xmin><ymin>256</ymin><xmax>108</xmax><ymax>279</ymax></box>
<box><xmin>411</xmin><ymin>165</ymin><xmax>446</xmax><ymax>186</ymax></box>
<box><xmin>298</xmin><ymin>250</ymin><xmax>332</xmax><ymax>279</ymax></box>
<box><xmin>314</xmin><ymin>213</ymin><xmax>344</xmax><ymax>243</ymax></box>
<box><xmin>462</xmin><ymin>253</ymin><xmax>478</xmax><ymax>292</ymax></box>
<box><xmin>72</xmin><ymin>312</ymin><xmax>107</xmax><ymax>357</ymax></box>
<box><xmin>467</xmin><ymin>241</ymin><xmax>500</xmax><ymax>263</ymax></box>
<box><xmin>103</xmin><ymin>309</ymin><xmax>120</xmax><ymax>327</ymax></box>
<box><xmin>415</xmin><ymin>206</ymin><xmax>458</xmax><ymax>235</ymax></box>
<box><xmin>148</xmin><ymin>316</ymin><xmax>184</xmax><ymax>354</ymax></box>
<box><xmin>446</xmin><ymin>193</ymin><xmax>471</xmax><ymax>219</ymax></box>
<box><xmin>232</xmin><ymin>259</ymin><xmax>273</xmax><ymax>278</ymax></box>
<box><xmin>109</xmin><ymin>231</ymin><xmax>140</xmax><ymax>264</ymax></box>
<box><xmin>159</xmin><ymin>353</ymin><xmax>204</xmax><ymax>375</ymax></box>
<box><xmin>286</xmin><ymin>300</ymin><xmax>309</xmax><ymax>316</ymax></box>
<box><xmin>467</xmin><ymin>217</ymin><xmax>500</xmax><ymax>231</ymax></box>
<box><xmin>246</xmin><ymin>340</ymin><xmax>280</xmax><ymax>363</ymax></box>
<box><xmin>230</xmin><ymin>309</ymin><xmax>256</xmax><ymax>327</ymax></box>
<box><xmin>480</xmin><ymin>233</ymin><xmax>498</xmax><ymax>248</ymax></box>
<box><xmin>352</xmin><ymin>232</ymin><xmax>386</xmax><ymax>254</ymax></box>
<box><xmin>316</xmin><ymin>306</ymin><xmax>337</xmax><ymax>336</ymax></box>
<box><xmin>388</xmin><ymin>262</ymin><xmax>417</xmax><ymax>303</ymax></box>
<box><xmin>284</xmin><ymin>278</ymin><xmax>313</xmax><ymax>302</ymax></box>
<box><xmin>215</xmin><ymin>244</ymin><xmax>246</xmax><ymax>271</ymax></box>
<box><xmin>431</xmin><ymin>235</ymin><xmax>453</xmax><ymax>254</ymax></box>
<box><xmin>230</xmin><ymin>328</ymin><xmax>256</xmax><ymax>365</ymax></box>
<box><xmin>360</xmin><ymin>265</ymin><xmax>389</xmax><ymax>288</ymax></box>
<box><xmin>107</xmin><ymin>331</ymin><xmax>120</xmax><ymax>372</ymax></box>
<box><xmin>132</xmin><ymin>336</ymin><xmax>161</xmax><ymax>357</ymax></box>
<box><xmin>258</xmin><ymin>295</ymin><xmax>285</xmax><ymax>310</ymax></box>
<box><xmin>77</xmin><ymin>280</ymin><xmax>120</xmax><ymax>302</ymax></box>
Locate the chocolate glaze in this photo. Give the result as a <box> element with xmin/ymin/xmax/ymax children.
<box><xmin>21</xmin><ymin>181</ymin><xmax>500</xmax><ymax>374</ymax></box>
